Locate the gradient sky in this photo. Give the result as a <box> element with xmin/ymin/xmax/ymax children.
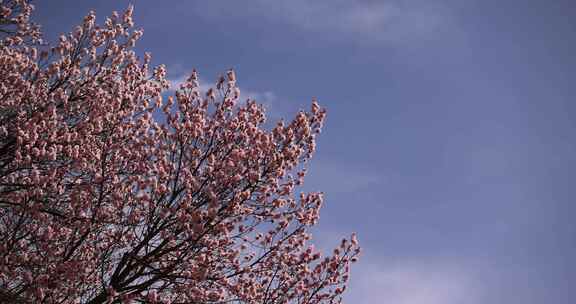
<box><xmin>34</xmin><ymin>1</ymin><xmax>576</xmax><ymax>303</ymax></box>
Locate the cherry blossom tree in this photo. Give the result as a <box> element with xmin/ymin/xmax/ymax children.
<box><xmin>0</xmin><ymin>1</ymin><xmax>360</xmax><ymax>303</ymax></box>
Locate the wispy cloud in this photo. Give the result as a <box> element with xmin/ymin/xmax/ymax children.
<box><xmin>345</xmin><ymin>254</ymin><xmax>480</xmax><ymax>304</ymax></box>
<box><xmin>166</xmin><ymin>71</ymin><xmax>283</xmax><ymax>119</ymax></box>
<box><xmin>304</xmin><ymin>160</ymin><xmax>385</xmax><ymax>194</ymax></box>
<box><xmin>308</xmin><ymin>227</ymin><xmax>480</xmax><ymax>304</ymax></box>
<box><xmin>192</xmin><ymin>0</ymin><xmax>454</xmax><ymax>44</ymax></box>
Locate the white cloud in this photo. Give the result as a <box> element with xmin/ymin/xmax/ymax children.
<box><xmin>192</xmin><ymin>0</ymin><xmax>454</xmax><ymax>44</ymax></box>
<box><xmin>166</xmin><ymin>72</ymin><xmax>282</xmax><ymax>118</ymax></box>
<box><xmin>166</xmin><ymin>74</ymin><xmax>193</xmax><ymax>93</ymax></box>
<box><xmin>346</xmin><ymin>254</ymin><xmax>480</xmax><ymax>304</ymax></box>
<box><xmin>304</xmin><ymin>160</ymin><xmax>386</xmax><ymax>194</ymax></box>
<box><xmin>304</xmin><ymin>228</ymin><xmax>481</xmax><ymax>304</ymax></box>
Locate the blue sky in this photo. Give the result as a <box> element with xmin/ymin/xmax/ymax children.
<box><xmin>35</xmin><ymin>1</ymin><xmax>575</xmax><ymax>303</ymax></box>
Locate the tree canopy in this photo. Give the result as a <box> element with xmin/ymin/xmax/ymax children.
<box><xmin>0</xmin><ymin>1</ymin><xmax>360</xmax><ymax>303</ymax></box>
